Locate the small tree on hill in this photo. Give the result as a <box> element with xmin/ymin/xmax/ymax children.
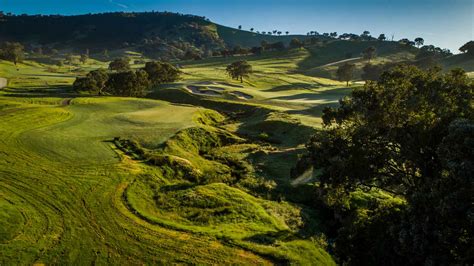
<box><xmin>250</xmin><ymin>28</ymin><xmax>254</xmax><ymax>32</ymax></box>
<box><xmin>289</xmin><ymin>38</ymin><xmax>303</xmax><ymax>49</ymax></box>
<box><xmin>80</xmin><ymin>53</ymin><xmax>89</xmax><ymax>64</ymax></box>
<box><xmin>378</xmin><ymin>34</ymin><xmax>386</xmax><ymax>41</ymax></box>
<box><xmin>109</xmin><ymin>57</ymin><xmax>130</xmax><ymax>72</ymax></box>
<box><xmin>414</xmin><ymin>37</ymin><xmax>424</xmax><ymax>47</ymax></box>
<box><xmin>238</xmin><ymin>25</ymin><xmax>242</xmax><ymax>30</ymax></box>
<box><xmin>336</xmin><ymin>63</ymin><xmax>355</xmax><ymax>86</ymax></box>
<box><xmin>361</xmin><ymin>30</ymin><xmax>371</xmax><ymax>40</ymax></box>
<box><xmin>286</xmin><ymin>31</ymin><xmax>289</xmax><ymax>35</ymax></box>
<box><xmin>226</xmin><ymin>61</ymin><xmax>252</xmax><ymax>83</ymax></box>
<box><xmin>363</xmin><ymin>46</ymin><xmax>377</xmax><ymax>63</ymax></box>
<box><xmin>143</xmin><ymin>61</ymin><xmax>181</xmax><ymax>86</ymax></box>
<box><xmin>459</xmin><ymin>41</ymin><xmax>474</xmax><ymax>56</ymax></box>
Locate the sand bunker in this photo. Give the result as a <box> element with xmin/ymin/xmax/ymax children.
<box><xmin>186</xmin><ymin>85</ymin><xmax>222</xmax><ymax>97</ymax></box>
<box><xmin>230</xmin><ymin>91</ymin><xmax>253</xmax><ymax>100</ymax></box>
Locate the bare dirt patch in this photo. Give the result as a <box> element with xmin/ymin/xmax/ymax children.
<box><xmin>0</xmin><ymin>78</ymin><xmax>7</xmax><ymax>89</ymax></box>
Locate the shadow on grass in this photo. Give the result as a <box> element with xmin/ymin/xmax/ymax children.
<box><xmin>269</xmin><ymin>87</ymin><xmax>350</xmax><ymax>101</ymax></box>
<box><xmin>265</xmin><ymin>83</ymin><xmax>321</xmax><ymax>92</ymax></box>
<box><xmin>2</xmin><ymin>85</ymin><xmax>84</xmax><ymax>101</ymax></box>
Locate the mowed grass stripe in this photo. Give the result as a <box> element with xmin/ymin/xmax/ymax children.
<box><xmin>0</xmin><ymin>97</ymin><xmax>271</xmax><ymax>264</ymax></box>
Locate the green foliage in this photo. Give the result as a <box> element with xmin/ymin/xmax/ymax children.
<box><xmin>306</xmin><ymin>65</ymin><xmax>473</xmax><ymax>264</ymax></box>
<box><xmin>459</xmin><ymin>40</ymin><xmax>474</xmax><ymax>56</ymax></box>
<box><xmin>361</xmin><ymin>63</ymin><xmax>383</xmax><ymax>81</ymax></box>
<box><xmin>143</xmin><ymin>61</ymin><xmax>181</xmax><ymax>86</ymax></box>
<box><xmin>108</xmin><ymin>57</ymin><xmax>130</xmax><ymax>72</ymax></box>
<box><xmin>105</xmin><ymin>69</ymin><xmax>150</xmax><ymax>97</ymax></box>
<box><xmin>362</xmin><ymin>46</ymin><xmax>376</xmax><ymax>63</ymax></box>
<box><xmin>336</xmin><ymin>63</ymin><xmax>355</xmax><ymax>86</ymax></box>
<box><xmin>73</xmin><ymin>68</ymin><xmax>108</xmax><ymax>94</ymax></box>
<box><xmin>289</xmin><ymin>38</ymin><xmax>303</xmax><ymax>49</ymax></box>
<box><xmin>0</xmin><ymin>42</ymin><xmax>24</xmax><ymax>65</ymax></box>
<box><xmin>226</xmin><ymin>60</ymin><xmax>253</xmax><ymax>83</ymax></box>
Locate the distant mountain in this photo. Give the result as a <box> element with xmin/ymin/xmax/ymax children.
<box><xmin>1</xmin><ymin>12</ymin><xmax>470</xmax><ymax>73</ymax></box>
<box><xmin>0</xmin><ymin>12</ymin><xmax>312</xmax><ymax>59</ymax></box>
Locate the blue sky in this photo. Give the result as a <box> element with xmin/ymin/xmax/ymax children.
<box><xmin>1</xmin><ymin>0</ymin><xmax>472</xmax><ymax>53</ymax></box>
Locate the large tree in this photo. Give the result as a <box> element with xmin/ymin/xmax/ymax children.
<box><xmin>414</xmin><ymin>37</ymin><xmax>424</xmax><ymax>47</ymax></box>
<box><xmin>73</xmin><ymin>69</ymin><xmax>109</xmax><ymax>95</ymax></box>
<box><xmin>226</xmin><ymin>61</ymin><xmax>252</xmax><ymax>83</ymax></box>
<box><xmin>459</xmin><ymin>40</ymin><xmax>474</xmax><ymax>56</ymax></box>
<box><xmin>306</xmin><ymin>65</ymin><xmax>473</xmax><ymax>264</ymax></box>
<box><xmin>0</xmin><ymin>42</ymin><xmax>24</xmax><ymax>66</ymax></box>
<box><xmin>363</xmin><ymin>46</ymin><xmax>377</xmax><ymax>63</ymax></box>
<box><xmin>143</xmin><ymin>61</ymin><xmax>181</xmax><ymax>86</ymax></box>
<box><xmin>336</xmin><ymin>63</ymin><xmax>355</xmax><ymax>86</ymax></box>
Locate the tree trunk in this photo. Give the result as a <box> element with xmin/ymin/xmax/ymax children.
<box><xmin>240</xmin><ymin>76</ymin><xmax>243</xmax><ymax>83</ymax></box>
<box><xmin>346</xmin><ymin>80</ymin><xmax>349</xmax><ymax>86</ymax></box>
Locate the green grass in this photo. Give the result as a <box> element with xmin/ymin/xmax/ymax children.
<box><xmin>0</xmin><ymin>56</ymin><xmax>339</xmax><ymax>264</ymax></box>
<box><xmin>0</xmin><ymin>94</ymin><xmax>274</xmax><ymax>264</ymax></box>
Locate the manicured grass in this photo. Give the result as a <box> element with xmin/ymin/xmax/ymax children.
<box><xmin>0</xmin><ymin>52</ymin><xmax>345</xmax><ymax>264</ymax></box>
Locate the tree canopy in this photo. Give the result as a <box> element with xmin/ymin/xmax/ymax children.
<box><xmin>143</xmin><ymin>61</ymin><xmax>181</xmax><ymax>86</ymax></box>
<box><xmin>109</xmin><ymin>57</ymin><xmax>131</xmax><ymax>72</ymax></box>
<box><xmin>0</xmin><ymin>42</ymin><xmax>24</xmax><ymax>66</ymax></box>
<box><xmin>336</xmin><ymin>63</ymin><xmax>355</xmax><ymax>86</ymax></box>
<box><xmin>226</xmin><ymin>61</ymin><xmax>252</xmax><ymax>83</ymax></box>
<box><xmin>459</xmin><ymin>40</ymin><xmax>474</xmax><ymax>56</ymax></box>
<box><xmin>363</xmin><ymin>46</ymin><xmax>377</xmax><ymax>63</ymax></box>
<box><xmin>305</xmin><ymin>65</ymin><xmax>473</xmax><ymax>265</ymax></box>
<box><xmin>73</xmin><ymin>69</ymin><xmax>109</xmax><ymax>94</ymax></box>
<box><xmin>105</xmin><ymin>70</ymin><xmax>150</xmax><ymax>97</ymax></box>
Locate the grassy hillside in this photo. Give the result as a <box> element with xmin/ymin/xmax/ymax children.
<box><xmin>216</xmin><ymin>24</ymin><xmax>311</xmax><ymax>47</ymax></box>
<box><xmin>0</xmin><ymin>48</ymin><xmax>341</xmax><ymax>264</ymax></box>
<box><xmin>0</xmin><ymin>12</ymin><xmax>314</xmax><ymax>57</ymax></box>
<box><xmin>0</xmin><ymin>19</ymin><xmax>471</xmax><ymax>263</ymax></box>
<box><xmin>441</xmin><ymin>53</ymin><xmax>474</xmax><ymax>72</ymax></box>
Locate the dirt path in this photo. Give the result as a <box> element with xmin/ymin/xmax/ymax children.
<box><xmin>320</xmin><ymin>57</ymin><xmax>362</xmax><ymax>67</ymax></box>
<box><xmin>0</xmin><ymin>77</ymin><xmax>7</xmax><ymax>89</ymax></box>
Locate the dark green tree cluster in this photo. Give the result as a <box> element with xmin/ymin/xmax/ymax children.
<box><xmin>73</xmin><ymin>69</ymin><xmax>109</xmax><ymax>95</ymax></box>
<box><xmin>105</xmin><ymin>70</ymin><xmax>150</xmax><ymax>97</ymax></box>
<box><xmin>109</xmin><ymin>57</ymin><xmax>131</xmax><ymax>72</ymax></box>
<box><xmin>304</xmin><ymin>65</ymin><xmax>473</xmax><ymax>265</ymax></box>
<box><xmin>74</xmin><ymin>60</ymin><xmax>181</xmax><ymax>96</ymax></box>
<box><xmin>143</xmin><ymin>61</ymin><xmax>181</xmax><ymax>86</ymax></box>
<box><xmin>226</xmin><ymin>61</ymin><xmax>252</xmax><ymax>83</ymax></box>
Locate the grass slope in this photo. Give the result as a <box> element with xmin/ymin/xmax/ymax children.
<box><xmin>0</xmin><ymin>56</ymin><xmax>337</xmax><ymax>264</ymax></box>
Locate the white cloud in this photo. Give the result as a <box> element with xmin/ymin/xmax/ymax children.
<box><xmin>109</xmin><ymin>0</ymin><xmax>128</xmax><ymax>9</ymax></box>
